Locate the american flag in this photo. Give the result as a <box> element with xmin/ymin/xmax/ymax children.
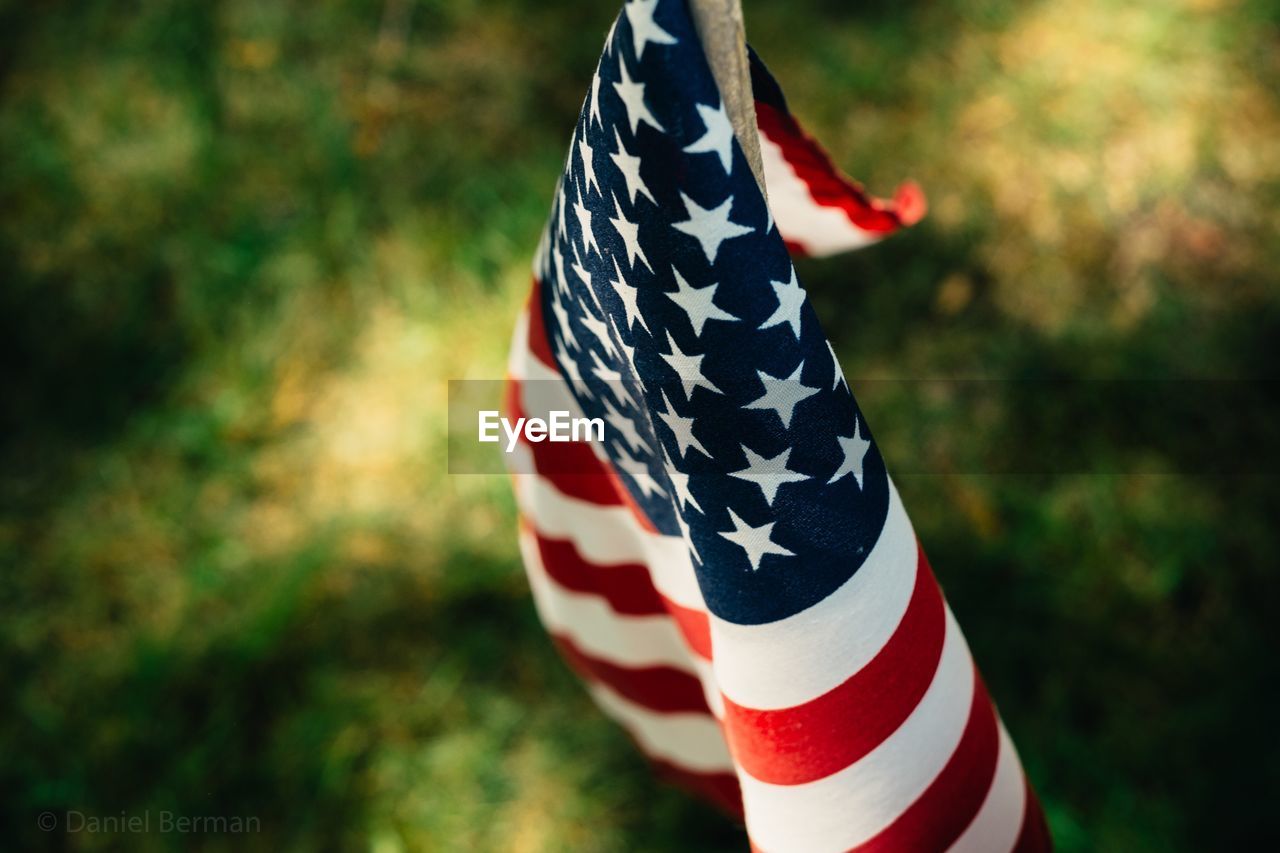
<box><xmin>505</xmin><ymin>2</ymin><xmax>1050</xmax><ymax>850</ymax></box>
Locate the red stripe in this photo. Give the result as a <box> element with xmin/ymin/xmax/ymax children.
<box><xmin>532</xmin><ymin>528</ymin><xmax>665</xmax><ymax>615</ymax></box>
<box><xmin>649</xmin><ymin>757</ymin><xmax>744</xmax><ymax>819</ymax></box>
<box><xmin>782</xmin><ymin>237</ymin><xmax>810</xmax><ymax>258</ymax></box>
<box><xmin>755</xmin><ymin>100</ymin><xmax>926</xmax><ymax>235</ymax></box>
<box><xmin>721</xmin><ymin>544</ymin><xmax>946</xmax><ymax>785</ymax></box>
<box><xmin>663</xmin><ymin>596</ymin><xmax>713</xmax><ymax>660</ymax></box>
<box><xmin>506</xmin><ymin>368</ymin><xmax>663</xmax><ymax>536</ymax></box>
<box><xmin>528</xmin><ymin>525</ymin><xmax>714</xmax><ymax>660</ymax></box>
<box><xmin>505</xmin><ymin>376</ymin><xmax>623</xmax><ymax>505</ymax></box>
<box><xmin>850</xmin><ymin>671</ymin><xmax>1000</xmax><ymax>852</ymax></box>
<box><xmin>551</xmin><ymin>633</ymin><xmax>710</xmax><ymax>715</ymax></box>
<box><xmin>534</xmin><ymin>464</ymin><xmax>623</xmax><ymax>505</ymax></box>
<box><xmin>1014</xmin><ymin>778</ymin><xmax>1054</xmax><ymax>852</ymax></box>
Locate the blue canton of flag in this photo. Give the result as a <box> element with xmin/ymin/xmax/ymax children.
<box><xmin>535</xmin><ymin>8</ymin><xmax>885</xmax><ymax>625</ymax></box>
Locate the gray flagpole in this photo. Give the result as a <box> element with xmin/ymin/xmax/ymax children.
<box><xmin>687</xmin><ymin>0</ymin><xmax>767</xmax><ymax>199</ymax></box>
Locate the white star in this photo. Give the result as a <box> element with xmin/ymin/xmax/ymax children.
<box><xmin>558</xmin><ymin>239</ymin><xmax>583</xmax><ymax>295</ymax></box>
<box><xmin>673</xmin><ymin>504</ymin><xmax>702</xmax><ymax>564</ymax></box>
<box><xmin>827</xmin><ymin>339</ymin><xmax>847</xmax><ymax>391</ymax></box>
<box><xmin>760</xmin><ymin>267</ymin><xmax>805</xmax><ymax>338</ymax></box>
<box><xmin>603</xmin><ymin>397</ymin><xmax>650</xmax><ymax>454</ymax></box>
<box><xmin>550</xmin><ymin>293</ymin><xmax>580</xmax><ymax>351</ymax></box>
<box><xmin>607</xmin><ymin>315</ymin><xmax>637</xmax><ymax>367</ymax></box>
<box><xmin>656</xmin><ymin>389</ymin><xmax>710</xmax><ymax>460</ymax></box>
<box><xmin>660</xmin><ymin>331</ymin><xmax>722</xmax><ymax>400</ymax></box>
<box><xmin>579</xmin><ymin>302</ymin><xmax>618</xmax><ymax>358</ymax></box>
<box><xmin>624</xmin><ymin>0</ymin><xmax>677</xmax><ymax>58</ymax></box>
<box><xmin>683</xmin><ymin>101</ymin><xmax>734</xmax><ymax>173</ymax></box>
<box><xmin>614</xmin><ymin>54</ymin><xmax>664</xmax><ymax>134</ymax></box>
<box><xmin>745</xmin><ymin>361</ymin><xmax>820</xmax><ymax>428</ymax></box>
<box><xmin>667</xmin><ymin>463</ymin><xmax>702</xmax><ymax>514</ymax></box>
<box><xmin>556</xmin><ymin>178</ymin><xmax>569</xmax><ymax>242</ymax></box>
<box><xmin>572</xmin><ymin>185</ymin><xmax>599</xmax><ymax>257</ymax></box>
<box><xmin>579</xmin><ymin>135</ymin><xmax>599</xmax><ymax>196</ymax></box>
<box><xmin>609</xmin><ymin>255</ymin><xmax>650</xmax><ymax>335</ymax></box>
<box><xmin>719</xmin><ymin>509</ymin><xmax>794</xmax><ymax>572</ymax></box>
<box><xmin>571</xmin><ymin>241</ymin><xmax>605</xmax><ymax>313</ymax></box>
<box><xmin>617</xmin><ymin>445</ymin><xmax>665</xmax><ymax>498</ymax></box>
<box><xmin>828</xmin><ymin>416</ymin><xmax>872</xmax><ymax>489</ymax></box>
<box><xmin>551</xmin><ymin>241</ymin><xmax>570</xmax><ymax>296</ymax></box>
<box><xmin>569</xmin><ymin>248</ymin><xmax>591</xmax><ymax>292</ymax></box>
<box><xmin>609</xmin><ymin>193</ymin><xmax>651</xmax><ymax>272</ymax></box>
<box><xmin>588</xmin><ymin>72</ymin><xmax>603</xmax><ymax>129</ymax></box>
<box><xmin>610</xmin><ymin>128</ymin><xmax>655</xmax><ymax>206</ymax></box>
<box><xmin>590</xmin><ymin>350</ymin><xmax>636</xmax><ymax>408</ymax></box>
<box><xmin>555</xmin><ymin>339</ymin><xmax>591</xmax><ymax>398</ymax></box>
<box><xmin>664</xmin><ymin>446</ymin><xmax>704</xmax><ymax>541</ymax></box>
<box><xmin>671</xmin><ymin>192</ymin><xmax>753</xmax><ymax>263</ymax></box>
<box><xmin>666</xmin><ymin>267</ymin><xmax>736</xmax><ymax>337</ymax></box>
<box><xmin>729</xmin><ymin>444</ymin><xmax>807</xmax><ymax>507</ymax></box>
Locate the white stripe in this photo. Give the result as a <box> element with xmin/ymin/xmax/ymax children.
<box><xmin>519</xmin><ymin>525</ymin><xmax>726</xmax><ymax>718</ymax></box>
<box><xmin>519</xmin><ymin>349</ymin><xmax>568</xmax><ymax>386</ymax></box>
<box><xmin>587</xmin><ymin>682</ymin><xmax>735</xmax><ymax>775</ymax></box>
<box><xmin>947</xmin><ymin>724</ymin><xmax>1029</xmax><ymax>853</ymax></box>
<box><xmin>512</xmin><ymin>445</ymin><xmax>706</xmax><ymax>611</ymax></box>
<box><xmin>759</xmin><ymin>129</ymin><xmax>880</xmax><ymax>258</ymax></box>
<box><xmin>519</xmin><ymin>525</ymin><xmax>697</xmax><ymax>671</ymax></box>
<box><xmin>738</xmin><ymin>608</ymin><xmax>975</xmax><ymax>853</ymax></box>
<box><xmin>507</xmin><ymin>308</ymin><xmax>539</xmax><ymax>379</ymax></box>
<box><xmin>711</xmin><ymin>480</ymin><xmax>918</xmax><ymax>708</ymax></box>
<box><xmin>696</xmin><ymin>657</ymin><xmax>725</xmax><ymax>718</ymax></box>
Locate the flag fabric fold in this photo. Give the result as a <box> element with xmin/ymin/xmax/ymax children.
<box><xmin>505</xmin><ymin>2</ymin><xmax>1050</xmax><ymax>850</ymax></box>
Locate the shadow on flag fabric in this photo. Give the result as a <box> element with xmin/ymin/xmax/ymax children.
<box><xmin>505</xmin><ymin>2</ymin><xmax>1051</xmax><ymax>850</ymax></box>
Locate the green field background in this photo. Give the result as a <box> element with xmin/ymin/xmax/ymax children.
<box><xmin>3</xmin><ymin>0</ymin><xmax>1279</xmax><ymax>849</ymax></box>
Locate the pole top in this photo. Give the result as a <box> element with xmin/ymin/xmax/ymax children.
<box><xmin>687</xmin><ymin>0</ymin><xmax>767</xmax><ymax>199</ymax></box>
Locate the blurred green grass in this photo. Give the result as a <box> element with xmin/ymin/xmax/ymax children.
<box><xmin>2</xmin><ymin>0</ymin><xmax>1279</xmax><ymax>849</ymax></box>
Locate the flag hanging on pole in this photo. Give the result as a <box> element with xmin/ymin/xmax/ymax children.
<box><xmin>505</xmin><ymin>2</ymin><xmax>1050</xmax><ymax>850</ymax></box>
